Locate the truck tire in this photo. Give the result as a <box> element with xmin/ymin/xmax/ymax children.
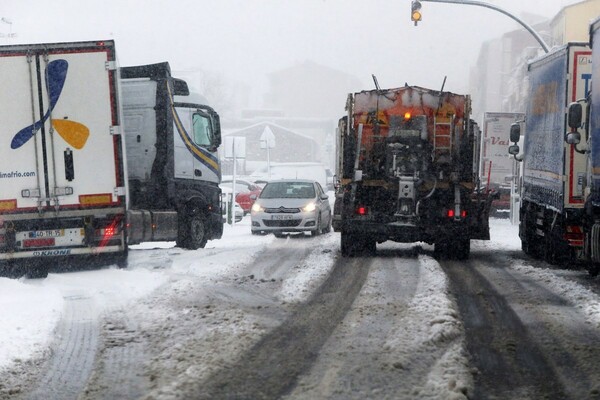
<box><xmin>179</xmin><ymin>212</ymin><xmax>208</xmax><ymax>250</ymax></box>
<box><xmin>455</xmin><ymin>238</ymin><xmax>470</xmax><ymax>260</ymax></box>
<box><xmin>434</xmin><ymin>241</ymin><xmax>449</xmax><ymax>260</ymax></box>
<box><xmin>341</xmin><ymin>231</ymin><xmax>353</xmax><ymax>256</ymax></box>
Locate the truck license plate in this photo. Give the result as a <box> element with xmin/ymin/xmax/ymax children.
<box><xmin>29</xmin><ymin>229</ymin><xmax>64</xmax><ymax>238</ymax></box>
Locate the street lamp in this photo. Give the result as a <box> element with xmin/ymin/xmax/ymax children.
<box><xmin>1</xmin><ymin>17</ymin><xmax>16</xmax><ymax>40</ymax></box>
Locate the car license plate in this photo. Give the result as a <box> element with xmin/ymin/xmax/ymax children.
<box><xmin>272</xmin><ymin>215</ymin><xmax>294</xmax><ymax>220</ymax></box>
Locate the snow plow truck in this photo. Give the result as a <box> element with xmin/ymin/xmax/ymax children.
<box><xmin>332</xmin><ymin>85</ymin><xmax>494</xmax><ymax>258</ymax></box>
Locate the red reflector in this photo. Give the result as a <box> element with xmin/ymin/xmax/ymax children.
<box><xmin>447</xmin><ymin>209</ymin><xmax>455</xmax><ymax>218</ymax></box>
<box><xmin>356</xmin><ymin>206</ymin><xmax>368</xmax><ymax>215</ymax></box>
<box><xmin>24</xmin><ymin>238</ymin><xmax>55</xmax><ymax>248</ymax></box>
<box><xmin>461</xmin><ymin>210</ymin><xmax>467</xmax><ymax>218</ymax></box>
<box><xmin>564</xmin><ymin>232</ymin><xmax>584</xmax><ymax>241</ymax></box>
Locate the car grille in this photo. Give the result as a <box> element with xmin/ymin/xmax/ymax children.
<box><xmin>263</xmin><ymin>219</ymin><xmax>302</xmax><ymax>227</ymax></box>
<box><xmin>264</xmin><ymin>207</ymin><xmax>301</xmax><ymax>213</ymax></box>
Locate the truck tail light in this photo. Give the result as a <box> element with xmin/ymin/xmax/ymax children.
<box><xmin>356</xmin><ymin>206</ymin><xmax>368</xmax><ymax>215</ymax></box>
<box><xmin>447</xmin><ymin>209</ymin><xmax>467</xmax><ymax>219</ymax></box>
<box><xmin>564</xmin><ymin>225</ymin><xmax>584</xmax><ymax>247</ymax></box>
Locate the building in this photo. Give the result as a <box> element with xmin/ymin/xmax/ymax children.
<box><xmin>221</xmin><ymin>121</ymin><xmax>321</xmax><ymax>175</ymax></box>
<box><xmin>470</xmin><ymin>0</ymin><xmax>600</xmax><ymax>122</ymax></box>
<box><xmin>550</xmin><ymin>0</ymin><xmax>600</xmax><ymax>46</ymax></box>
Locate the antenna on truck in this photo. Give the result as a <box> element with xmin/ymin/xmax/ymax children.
<box><xmin>436</xmin><ymin>75</ymin><xmax>447</xmax><ymax>113</ymax></box>
<box><xmin>372</xmin><ymin>74</ymin><xmax>381</xmax><ymax>93</ymax></box>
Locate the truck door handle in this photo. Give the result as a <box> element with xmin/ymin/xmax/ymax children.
<box><xmin>194</xmin><ymin>169</ymin><xmax>202</xmax><ymax>177</ymax></box>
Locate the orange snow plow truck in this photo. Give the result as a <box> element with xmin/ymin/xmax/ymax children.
<box><xmin>333</xmin><ymin>85</ymin><xmax>494</xmax><ymax>258</ymax></box>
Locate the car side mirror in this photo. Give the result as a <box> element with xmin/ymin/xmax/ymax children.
<box><xmin>321</xmin><ymin>193</ymin><xmax>329</xmax><ymax>200</ymax></box>
<box><xmin>250</xmin><ymin>194</ymin><xmax>257</xmax><ymax>200</ymax></box>
<box><xmin>508</xmin><ymin>145</ymin><xmax>520</xmax><ymax>156</ymax></box>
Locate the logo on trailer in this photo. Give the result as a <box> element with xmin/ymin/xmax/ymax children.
<box><xmin>11</xmin><ymin>59</ymin><xmax>90</xmax><ymax>150</ymax></box>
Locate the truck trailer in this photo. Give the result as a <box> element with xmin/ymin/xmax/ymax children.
<box><xmin>0</xmin><ymin>40</ymin><xmax>222</xmax><ymax>277</ymax></box>
<box><xmin>556</xmin><ymin>21</ymin><xmax>600</xmax><ymax>277</ymax></box>
<box><xmin>481</xmin><ymin>112</ymin><xmax>524</xmax><ymax>217</ymax></box>
<box><xmin>510</xmin><ymin>42</ymin><xmax>592</xmax><ymax>267</ymax></box>
<box><xmin>333</xmin><ymin>85</ymin><xmax>494</xmax><ymax>258</ymax></box>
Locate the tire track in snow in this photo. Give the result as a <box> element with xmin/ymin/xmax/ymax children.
<box><xmin>188</xmin><ymin>254</ymin><xmax>371</xmax><ymax>399</ymax></box>
<box><xmin>442</xmin><ymin>254</ymin><xmax>570</xmax><ymax>399</ymax></box>
<box><xmin>26</xmin><ymin>294</ymin><xmax>99</xmax><ymax>400</ymax></box>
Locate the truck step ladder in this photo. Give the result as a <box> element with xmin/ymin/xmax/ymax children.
<box><xmin>433</xmin><ymin>115</ymin><xmax>454</xmax><ymax>160</ymax></box>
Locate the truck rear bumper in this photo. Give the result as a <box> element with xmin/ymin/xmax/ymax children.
<box><xmin>336</xmin><ymin>219</ymin><xmax>473</xmax><ymax>244</ymax></box>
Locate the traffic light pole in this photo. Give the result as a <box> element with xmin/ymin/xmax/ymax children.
<box><xmin>417</xmin><ymin>0</ymin><xmax>550</xmax><ymax>53</ymax></box>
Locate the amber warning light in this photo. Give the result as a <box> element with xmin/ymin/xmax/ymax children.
<box><xmin>404</xmin><ymin>112</ymin><xmax>412</xmax><ymax>120</ymax></box>
<box><xmin>411</xmin><ymin>0</ymin><xmax>422</xmax><ymax>25</ymax></box>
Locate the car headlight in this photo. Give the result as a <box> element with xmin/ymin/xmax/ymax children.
<box><xmin>302</xmin><ymin>202</ymin><xmax>316</xmax><ymax>213</ymax></box>
<box><xmin>251</xmin><ymin>203</ymin><xmax>264</xmax><ymax>213</ymax></box>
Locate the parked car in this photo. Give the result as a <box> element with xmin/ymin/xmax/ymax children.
<box><xmin>220</xmin><ymin>186</ymin><xmax>244</xmax><ymax>223</ymax></box>
<box><xmin>221</xmin><ymin>178</ymin><xmax>263</xmax><ymax>214</ymax></box>
<box><xmin>250</xmin><ymin>179</ymin><xmax>332</xmax><ymax>237</ymax></box>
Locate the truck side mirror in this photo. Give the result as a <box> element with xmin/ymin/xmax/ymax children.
<box><xmin>211</xmin><ymin>112</ymin><xmax>222</xmax><ymax>147</ymax></box>
<box><xmin>508</xmin><ymin>145</ymin><xmax>520</xmax><ymax>156</ymax></box>
<box><xmin>568</xmin><ymin>102</ymin><xmax>582</xmax><ymax>129</ymax></box>
<box><xmin>509</xmin><ymin>123</ymin><xmax>521</xmax><ymax>143</ymax></box>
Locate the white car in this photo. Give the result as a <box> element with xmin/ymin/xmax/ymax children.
<box><xmin>250</xmin><ymin>179</ymin><xmax>332</xmax><ymax>237</ymax></box>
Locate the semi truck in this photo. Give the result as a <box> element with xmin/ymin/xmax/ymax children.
<box><xmin>332</xmin><ymin>85</ymin><xmax>494</xmax><ymax>258</ymax></box>
<box><xmin>481</xmin><ymin>112</ymin><xmax>524</xmax><ymax>217</ymax></box>
<box><xmin>0</xmin><ymin>40</ymin><xmax>222</xmax><ymax>277</ymax></box>
<box><xmin>509</xmin><ymin>42</ymin><xmax>592</xmax><ymax>268</ymax></box>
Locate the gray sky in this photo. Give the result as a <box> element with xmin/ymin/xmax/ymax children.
<box><xmin>1</xmin><ymin>0</ymin><xmax>588</xmax><ymax>107</ymax></box>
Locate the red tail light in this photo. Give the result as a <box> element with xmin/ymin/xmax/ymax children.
<box><xmin>356</xmin><ymin>206</ymin><xmax>368</xmax><ymax>215</ymax></box>
<box><xmin>447</xmin><ymin>209</ymin><xmax>455</xmax><ymax>218</ymax></box>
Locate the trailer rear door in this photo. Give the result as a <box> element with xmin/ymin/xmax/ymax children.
<box><xmin>0</xmin><ymin>41</ymin><xmax>123</xmax><ymax>213</ymax></box>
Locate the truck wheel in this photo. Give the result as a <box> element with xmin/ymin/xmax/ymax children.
<box><xmin>364</xmin><ymin>237</ymin><xmax>376</xmax><ymax>256</ymax></box>
<box><xmin>588</xmin><ymin>264</ymin><xmax>600</xmax><ymax>277</ymax></box>
<box><xmin>341</xmin><ymin>231</ymin><xmax>353</xmax><ymax>256</ymax></box>
<box><xmin>434</xmin><ymin>241</ymin><xmax>449</xmax><ymax>260</ymax></box>
<box><xmin>179</xmin><ymin>212</ymin><xmax>208</xmax><ymax>250</ymax></box>
<box><xmin>455</xmin><ymin>239</ymin><xmax>470</xmax><ymax>260</ymax></box>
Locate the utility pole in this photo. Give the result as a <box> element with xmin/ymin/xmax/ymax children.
<box><xmin>411</xmin><ymin>0</ymin><xmax>550</xmax><ymax>53</ymax></box>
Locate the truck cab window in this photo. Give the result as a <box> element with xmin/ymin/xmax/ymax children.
<box><xmin>192</xmin><ymin>113</ymin><xmax>213</xmax><ymax>146</ymax></box>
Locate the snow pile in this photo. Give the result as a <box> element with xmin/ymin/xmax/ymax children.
<box><xmin>0</xmin><ymin>277</ymin><xmax>63</xmax><ymax>370</ymax></box>
<box><xmin>396</xmin><ymin>255</ymin><xmax>472</xmax><ymax>399</ymax></box>
<box><xmin>278</xmin><ymin>232</ymin><xmax>338</xmax><ymax>303</ymax></box>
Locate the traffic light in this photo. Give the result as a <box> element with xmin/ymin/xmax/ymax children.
<box><xmin>411</xmin><ymin>0</ymin><xmax>422</xmax><ymax>25</ymax></box>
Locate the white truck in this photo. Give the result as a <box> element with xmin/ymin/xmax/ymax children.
<box><xmin>481</xmin><ymin>112</ymin><xmax>524</xmax><ymax>216</ymax></box>
<box><xmin>0</xmin><ymin>40</ymin><xmax>222</xmax><ymax>277</ymax></box>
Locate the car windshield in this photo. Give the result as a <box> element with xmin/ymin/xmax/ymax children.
<box><xmin>260</xmin><ymin>182</ymin><xmax>315</xmax><ymax>199</ymax></box>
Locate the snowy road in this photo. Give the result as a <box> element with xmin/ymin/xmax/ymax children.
<box><xmin>1</xmin><ymin>219</ymin><xmax>600</xmax><ymax>399</ymax></box>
